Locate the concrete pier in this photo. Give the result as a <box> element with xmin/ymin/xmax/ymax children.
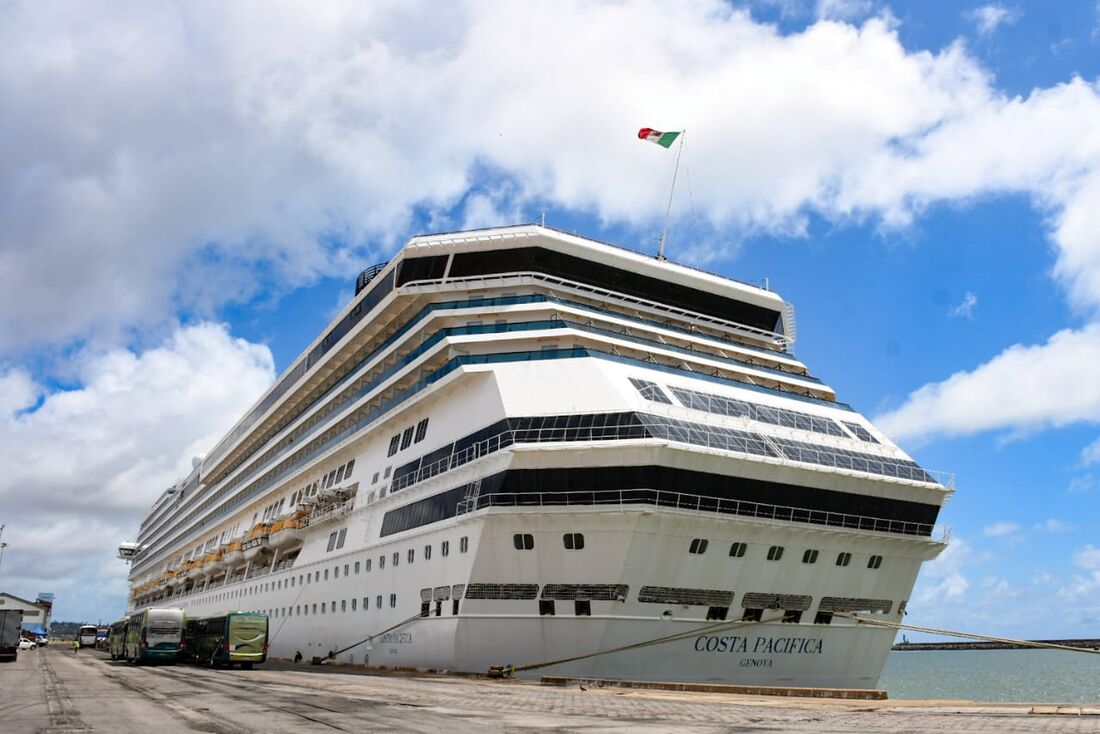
<box><xmin>3</xmin><ymin>647</ymin><xmax>1099</xmax><ymax>733</ymax></box>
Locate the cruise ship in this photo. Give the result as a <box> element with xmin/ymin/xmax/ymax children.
<box><xmin>120</xmin><ymin>224</ymin><xmax>951</xmax><ymax>688</ymax></box>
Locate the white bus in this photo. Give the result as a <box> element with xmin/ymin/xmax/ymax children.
<box><xmin>78</xmin><ymin>625</ymin><xmax>98</xmax><ymax>649</ymax></box>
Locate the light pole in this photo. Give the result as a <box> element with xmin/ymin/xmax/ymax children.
<box><xmin>0</xmin><ymin>523</ymin><xmax>6</xmax><ymax>572</ymax></box>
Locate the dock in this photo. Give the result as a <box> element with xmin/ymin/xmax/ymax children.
<box><xmin>3</xmin><ymin>648</ymin><xmax>1100</xmax><ymax>733</ymax></box>
<box><xmin>893</xmin><ymin>638</ymin><xmax>1100</xmax><ymax>651</ymax></box>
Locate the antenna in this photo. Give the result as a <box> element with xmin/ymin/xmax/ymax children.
<box><xmin>658</xmin><ymin>130</ymin><xmax>686</xmax><ymax>261</ymax></box>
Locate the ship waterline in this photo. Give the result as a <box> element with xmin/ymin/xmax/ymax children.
<box><xmin>121</xmin><ymin>224</ymin><xmax>950</xmax><ymax>687</ymax></box>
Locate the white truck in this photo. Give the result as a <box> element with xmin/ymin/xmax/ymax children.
<box><xmin>0</xmin><ymin>609</ymin><xmax>21</xmax><ymax>662</ymax></box>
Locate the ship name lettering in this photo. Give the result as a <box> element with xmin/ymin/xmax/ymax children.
<box><xmin>694</xmin><ymin>635</ymin><xmax>749</xmax><ymax>653</ymax></box>
<box><xmin>751</xmin><ymin>636</ymin><xmax>823</xmax><ymax>655</ymax></box>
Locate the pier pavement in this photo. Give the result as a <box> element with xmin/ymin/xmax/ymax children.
<box><xmin>3</xmin><ymin>647</ymin><xmax>1099</xmax><ymax>733</ymax></box>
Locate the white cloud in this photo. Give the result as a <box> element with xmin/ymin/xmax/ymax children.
<box><xmin>1075</xmin><ymin>545</ymin><xmax>1100</xmax><ymax>570</ymax></box>
<box><xmin>1068</xmin><ymin>474</ymin><xmax>1095</xmax><ymax>493</ymax></box>
<box><xmin>0</xmin><ymin>322</ymin><xmax>273</xmax><ymax>618</ymax></box>
<box><xmin>875</xmin><ymin>325</ymin><xmax>1100</xmax><ymax>442</ymax></box>
<box><xmin>1</xmin><ymin>1</ymin><xmax>1099</xmax><ymax>363</ymax></box>
<box><xmin>1034</xmin><ymin>518</ymin><xmax>1071</xmax><ymax>534</ymax></box>
<box><xmin>816</xmin><ymin>0</ymin><xmax>874</xmax><ymax>21</ymax></box>
<box><xmin>950</xmin><ymin>290</ymin><xmax>978</xmax><ymax>319</ymax></box>
<box><xmin>983</xmin><ymin>521</ymin><xmax>1020</xmax><ymax>537</ymax></box>
<box><xmin>913</xmin><ymin>536</ymin><xmax>971</xmax><ymax>606</ymax></box>
<box><xmin>966</xmin><ymin>4</ymin><xmax>1019</xmax><ymax>36</ymax></box>
<box><xmin>1083</xmin><ymin>438</ymin><xmax>1100</xmax><ymax>466</ymax></box>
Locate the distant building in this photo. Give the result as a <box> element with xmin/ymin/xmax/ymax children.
<box><xmin>0</xmin><ymin>592</ymin><xmax>52</xmax><ymax>634</ymax></box>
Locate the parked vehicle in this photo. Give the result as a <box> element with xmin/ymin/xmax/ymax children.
<box><xmin>18</xmin><ymin>638</ymin><xmax>36</xmax><ymax>650</ymax></box>
<box><xmin>77</xmin><ymin>625</ymin><xmax>98</xmax><ymax>649</ymax></box>
<box><xmin>108</xmin><ymin>618</ymin><xmax>128</xmax><ymax>660</ymax></box>
<box><xmin>125</xmin><ymin>608</ymin><xmax>185</xmax><ymax>663</ymax></box>
<box><xmin>0</xmin><ymin>610</ymin><xmax>20</xmax><ymax>661</ymax></box>
<box><xmin>184</xmin><ymin>612</ymin><xmax>267</xmax><ymax>669</ymax></box>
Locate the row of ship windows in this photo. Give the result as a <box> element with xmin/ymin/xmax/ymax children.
<box><xmin>691</xmin><ymin>539</ymin><xmax>884</xmax><ymax>569</ymax></box>
<box><xmin>241</xmin><ymin>595</ymin><xmax>400</xmax><ymax>621</ymax></box>
<box><xmin>510</xmin><ymin>532</ymin><xmax>884</xmax><ymax>570</ymax></box>
<box><xmin>289</xmin><ymin>459</ymin><xmax>357</xmax><ymax>508</ymax></box>
<box><xmin>387</xmin><ymin>418</ymin><xmax>430</xmax><ymax>457</ymax></box>
<box><xmin>631</xmin><ymin>378</ymin><xmax>879</xmax><ymax>445</ymax></box>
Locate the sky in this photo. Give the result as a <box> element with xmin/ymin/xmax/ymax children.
<box><xmin>1</xmin><ymin>0</ymin><xmax>1099</xmax><ymax>640</ymax></box>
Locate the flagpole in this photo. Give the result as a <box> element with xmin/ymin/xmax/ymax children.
<box><xmin>658</xmin><ymin>129</ymin><xmax>685</xmax><ymax>261</ymax></box>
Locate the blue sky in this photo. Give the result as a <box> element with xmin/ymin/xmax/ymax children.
<box><xmin>2</xmin><ymin>1</ymin><xmax>1100</xmax><ymax>638</ymax></box>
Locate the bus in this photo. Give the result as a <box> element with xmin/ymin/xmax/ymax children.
<box><xmin>108</xmin><ymin>619</ymin><xmax>128</xmax><ymax>660</ymax></box>
<box><xmin>124</xmin><ymin>608</ymin><xmax>185</xmax><ymax>663</ymax></box>
<box><xmin>184</xmin><ymin>612</ymin><xmax>268</xmax><ymax>669</ymax></box>
<box><xmin>78</xmin><ymin>625</ymin><xmax>98</xmax><ymax>649</ymax></box>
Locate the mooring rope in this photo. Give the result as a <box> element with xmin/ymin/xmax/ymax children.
<box><xmin>490</xmin><ymin>613</ymin><xmax>783</xmax><ymax>678</ymax></box>
<box><xmin>321</xmin><ymin>611</ymin><xmax>426</xmax><ymax>663</ymax></box>
<box><xmin>837</xmin><ymin>613</ymin><xmax>1100</xmax><ymax>655</ymax></box>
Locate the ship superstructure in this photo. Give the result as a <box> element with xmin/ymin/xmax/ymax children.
<box><xmin>122</xmin><ymin>224</ymin><xmax>951</xmax><ymax>687</ymax></box>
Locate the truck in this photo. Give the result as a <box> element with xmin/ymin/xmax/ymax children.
<box><xmin>0</xmin><ymin>609</ymin><xmax>22</xmax><ymax>662</ymax></box>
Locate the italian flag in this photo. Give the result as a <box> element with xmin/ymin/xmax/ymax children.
<box><xmin>638</xmin><ymin>127</ymin><xmax>681</xmax><ymax>148</ymax></box>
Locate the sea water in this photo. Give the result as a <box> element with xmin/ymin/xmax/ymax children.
<box><xmin>879</xmin><ymin>649</ymin><xmax>1100</xmax><ymax>703</ymax></box>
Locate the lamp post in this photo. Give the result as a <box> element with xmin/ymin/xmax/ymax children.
<box><xmin>0</xmin><ymin>523</ymin><xmax>6</xmax><ymax>571</ymax></box>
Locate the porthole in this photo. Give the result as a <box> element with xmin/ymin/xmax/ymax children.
<box><xmin>836</xmin><ymin>552</ymin><xmax>852</xmax><ymax>567</ymax></box>
<box><xmin>767</xmin><ymin>545</ymin><xmax>784</xmax><ymax>561</ymax></box>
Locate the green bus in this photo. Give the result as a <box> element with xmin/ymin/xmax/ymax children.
<box><xmin>125</xmin><ymin>607</ymin><xmax>185</xmax><ymax>663</ymax></box>
<box><xmin>108</xmin><ymin>618</ymin><xmax>128</xmax><ymax>660</ymax></box>
<box><xmin>184</xmin><ymin>612</ymin><xmax>268</xmax><ymax>669</ymax></box>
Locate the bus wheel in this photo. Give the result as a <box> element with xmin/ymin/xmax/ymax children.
<box><xmin>240</xmin><ymin>662</ymin><xmax>254</xmax><ymax>670</ymax></box>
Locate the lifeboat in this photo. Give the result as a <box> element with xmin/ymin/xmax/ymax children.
<box><xmin>269</xmin><ymin>511</ymin><xmax>307</xmax><ymax>550</ymax></box>
<box><xmin>182</xmin><ymin>559</ymin><xmax>202</xmax><ymax>580</ymax></box>
<box><xmin>241</xmin><ymin>522</ymin><xmax>271</xmax><ymax>561</ymax></box>
<box><xmin>203</xmin><ymin>548</ymin><xmax>225</xmax><ymax>575</ymax></box>
<box><xmin>223</xmin><ymin>540</ymin><xmax>245</xmax><ymax>568</ymax></box>
<box><xmin>164</xmin><ymin>569</ymin><xmax>180</xmax><ymax>588</ymax></box>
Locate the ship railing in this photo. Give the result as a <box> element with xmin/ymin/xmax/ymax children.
<box><xmin>309</xmin><ymin>499</ymin><xmax>353</xmax><ymax>527</ymax></box>
<box><xmin>392</xmin><ymin>418</ymin><xmax>950</xmax><ymax>495</ymax></box>
<box><xmin>458</xmin><ymin>488</ymin><xmax>941</xmax><ymax>539</ymax></box>
<box><xmin>403</xmin><ymin>271</ymin><xmax>792</xmax><ymax>349</ymax></box>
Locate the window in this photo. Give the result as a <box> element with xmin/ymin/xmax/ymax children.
<box><xmin>372</xmin><ymin>471</ymin><xmax>380</xmax><ymax>484</ymax></box>
<box><xmin>415</xmin><ymin>418</ymin><xmax>429</xmax><ymax>443</ymax></box>
<box><xmin>388</xmin><ymin>435</ymin><xmax>400</xmax><ymax>456</ymax></box>
<box><xmin>336</xmin><ymin>528</ymin><xmax>347</xmax><ymax>549</ymax></box>
<box><xmin>354</xmin><ymin>561</ymin><xmax>360</xmax><ymax>574</ymax></box>
<box><xmin>363</xmin><ymin>596</ymin><xmax>369</xmax><ymax>610</ymax></box>
<box><xmin>836</xmin><ymin>552</ymin><xmax>852</xmax><ymax>567</ymax></box>
<box><xmin>334</xmin><ymin>566</ymin><xmax>340</xmax><ymax>579</ymax></box>
<box><xmin>512</xmin><ymin>533</ymin><xmax>534</xmax><ymax>550</ymax></box>
<box><xmin>400</xmin><ymin>427</ymin><xmax>414</xmax><ymax>450</ymax></box>
<box><xmin>421</xmin><ymin>602</ymin><xmax>430</xmax><ymax>617</ymax></box>
<box><xmin>563</xmin><ymin>533</ymin><xmax>584</xmax><ymax>550</ymax></box>
<box><xmin>344</xmin><ymin>563</ymin><xmax>350</xmax><ymax>576</ymax></box>
<box><xmin>689</xmin><ymin>538</ymin><xmax>708</xmax><ymax>555</ymax></box>
<box><xmin>335</xmin><ymin>465</ymin><xmax>346</xmax><ymax>483</ymax></box>
<box><xmin>729</xmin><ymin>542</ymin><xmax>747</xmax><ymax>558</ymax></box>
<box><xmin>392</xmin><ymin>551</ymin><xmax>399</xmax><ymax>567</ymax></box>
<box><xmin>379</xmin><ymin>555</ymin><xmax>385</xmax><ymax>569</ymax></box>
<box><xmin>341</xmin><ymin>600</ymin><xmax>346</xmax><ymax>612</ymax></box>
<box><xmin>389</xmin><ymin>593</ymin><xmax>397</xmax><ymax>608</ymax></box>
<box><xmin>575</xmin><ymin>600</ymin><xmax>591</xmax><ymax>616</ymax></box>
<box><xmin>539</xmin><ymin>600</ymin><xmax>555</xmax><ymax>616</ymax></box>
<box><xmin>629</xmin><ymin>377</ymin><xmax>672</xmax><ymax>404</ymax></box>
<box><xmin>407</xmin><ymin>548</ymin><xmax>415</xmax><ymax>563</ymax></box>
<box><xmin>707</xmin><ymin>606</ymin><xmax>729</xmax><ymax>621</ymax></box>
<box><xmin>767</xmin><ymin>545</ymin><xmax>784</xmax><ymax>561</ymax></box>
<box><xmin>460</xmin><ymin>536</ymin><xmax>469</xmax><ymax>553</ymax></box>
<box><xmin>802</xmin><ymin>549</ymin><xmax>819</xmax><ymax>564</ymax></box>
<box><xmin>321</xmin><ymin>602</ymin><xmax>327</xmax><ymax>614</ymax></box>
<box><xmin>351</xmin><ymin>598</ymin><xmax>357</xmax><ymax>611</ymax></box>
<box><xmin>324</xmin><ymin>569</ymin><xmax>329</xmax><ymax>580</ymax></box>
<box><xmin>814</xmin><ymin>611</ymin><xmax>833</xmax><ymax>625</ymax></box>
<box><xmin>868</xmin><ymin>555</ymin><xmax>883</xmax><ymax>569</ymax></box>
<box><xmin>452</xmin><ymin>599</ymin><xmax>460</xmax><ymax>615</ymax></box>
<box><xmin>441</xmin><ymin>541</ymin><xmax>450</xmax><ymax>557</ymax></box>
<box><xmin>424</xmin><ymin>545</ymin><xmax>432</xmax><ymax>560</ymax></box>
<box><xmin>365</xmin><ymin>558</ymin><xmax>372</xmax><ymax>572</ymax></box>
<box><xmin>326</xmin><ymin>532</ymin><xmax>338</xmax><ymax>552</ymax></box>
<box><xmin>783</xmin><ymin>609</ymin><xmax>803</xmax><ymax>623</ymax></box>
<box><xmin>345</xmin><ymin>459</ymin><xmax>355</xmax><ymax>476</ymax></box>
<box><xmin>742</xmin><ymin>608</ymin><xmax>763</xmax><ymax>622</ymax></box>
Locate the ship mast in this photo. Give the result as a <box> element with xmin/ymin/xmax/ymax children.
<box><xmin>657</xmin><ymin>130</ymin><xmax>686</xmax><ymax>261</ymax></box>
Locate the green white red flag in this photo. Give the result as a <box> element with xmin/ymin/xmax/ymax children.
<box><xmin>638</xmin><ymin>127</ymin><xmax>681</xmax><ymax>148</ymax></box>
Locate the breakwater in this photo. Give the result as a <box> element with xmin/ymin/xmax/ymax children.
<box><xmin>892</xmin><ymin>638</ymin><xmax>1100</xmax><ymax>651</ymax></box>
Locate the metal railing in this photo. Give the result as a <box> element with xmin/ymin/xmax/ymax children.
<box><xmin>456</xmin><ymin>488</ymin><xmax>940</xmax><ymax>539</ymax></box>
